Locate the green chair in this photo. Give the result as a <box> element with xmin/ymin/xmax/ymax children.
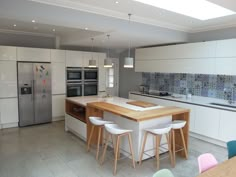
<box><xmin>153</xmin><ymin>169</ymin><xmax>174</xmax><ymax>177</ymax></box>
<box><xmin>227</xmin><ymin>140</ymin><xmax>236</xmax><ymax>159</ymax></box>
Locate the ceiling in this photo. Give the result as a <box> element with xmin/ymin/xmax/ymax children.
<box><xmin>1</xmin><ymin>0</ymin><xmax>236</xmax><ymax>49</ymax></box>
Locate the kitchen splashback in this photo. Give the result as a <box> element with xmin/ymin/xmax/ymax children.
<box><xmin>142</xmin><ymin>73</ymin><xmax>236</xmax><ymax>100</ymax></box>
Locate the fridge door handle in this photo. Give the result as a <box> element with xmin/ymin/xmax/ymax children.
<box><xmin>31</xmin><ymin>80</ymin><xmax>34</xmax><ymax>101</ymax></box>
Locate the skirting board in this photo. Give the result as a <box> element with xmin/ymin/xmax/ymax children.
<box><xmin>190</xmin><ymin>132</ymin><xmax>226</xmax><ymax>148</ymax></box>
<box><xmin>0</xmin><ymin>122</ymin><xmax>18</xmax><ymax>129</ymax></box>
<box><xmin>52</xmin><ymin>116</ymin><xmax>65</xmax><ymax>122</ymax></box>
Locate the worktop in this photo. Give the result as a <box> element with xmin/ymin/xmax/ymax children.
<box><xmin>130</xmin><ymin>91</ymin><xmax>236</xmax><ymax>112</ymax></box>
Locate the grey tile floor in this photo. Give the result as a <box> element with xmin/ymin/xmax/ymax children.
<box><xmin>0</xmin><ymin>121</ymin><xmax>227</xmax><ymax>177</ymax></box>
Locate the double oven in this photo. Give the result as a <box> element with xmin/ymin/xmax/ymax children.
<box><xmin>66</xmin><ymin>67</ymin><xmax>98</xmax><ymax>97</ymax></box>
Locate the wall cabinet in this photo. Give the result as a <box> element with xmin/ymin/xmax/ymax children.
<box><xmin>51</xmin><ymin>63</ymin><xmax>65</xmax><ymax>94</ymax></box>
<box><xmin>66</xmin><ymin>50</ymin><xmax>83</xmax><ymax>67</ymax></box>
<box><xmin>0</xmin><ymin>46</ymin><xmax>17</xmax><ymax>61</ymax></box>
<box><xmin>0</xmin><ymin>61</ymin><xmax>17</xmax><ymax>98</ymax></box>
<box><xmin>215</xmin><ymin>39</ymin><xmax>236</xmax><ymax>58</ymax></box>
<box><xmin>17</xmin><ymin>47</ymin><xmax>50</xmax><ymax>62</ymax></box>
<box><xmin>52</xmin><ymin>94</ymin><xmax>65</xmax><ymax>119</ymax></box>
<box><xmin>51</xmin><ymin>49</ymin><xmax>65</xmax><ymax>63</ymax></box>
<box><xmin>0</xmin><ymin>98</ymin><xmax>18</xmax><ymax>125</ymax></box>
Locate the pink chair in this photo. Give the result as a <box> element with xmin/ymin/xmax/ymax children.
<box><xmin>198</xmin><ymin>153</ymin><xmax>218</xmax><ymax>173</ymax></box>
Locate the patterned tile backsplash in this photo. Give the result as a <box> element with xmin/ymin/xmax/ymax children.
<box><xmin>142</xmin><ymin>73</ymin><xmax>236</xmax><ymax>101</ymax></box>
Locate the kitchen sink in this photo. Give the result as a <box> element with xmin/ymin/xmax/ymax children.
<box><xmin>209</xmin><ymin>102</ymin><xmax>236</xmax><ymax>109</ymax></box>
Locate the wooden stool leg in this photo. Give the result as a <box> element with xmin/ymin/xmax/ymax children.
<box><xmin>180</xmin><ymin>128</ymin><xmax>188</xmax><ymax>159</ymax></box>
<box><xmin>100</xmin><ymin>133</ymin><xmax>110</xmax><ymax>165</ymax></box>
<box><xmin>96</xmin><ymin>126</ymin><xmax>102</xmax><ymax>160</ymax></box>
<box><xmin>156</xmin><ymin>135</ymin><xmax>160</xmax><ymax>170</ymax></box>
<box><xmin>139</xmin><ymin>131</ymin><xmax>148</xmax><ymax>165</ymax></box>
<box><xmin>128</xmin><ymin>133</ymin><xmax>136</xmax><ymax>169</ymax></box>
<box><xmin>165</xmin><ymin>133</ymin><xmax>174</xmax><ymax>167</ymax></box>
<box><xmin>172</xmin><ymin>129</ymin><xmax>176</xmax><ymax>167</ymax></box>
<box><xmin>114</xmin><ymin>135</ymin><xmax>121</xmax><ymax>175</ymax></box>
<box><xmin>117</xmin><ymin>136</ymin><xmax>121</xmax><ymax>159</ymax></box>
<box><xmin>87</xmin><ymin>125</ymin><xmax>95</xmax><ymax>152</ymax></box>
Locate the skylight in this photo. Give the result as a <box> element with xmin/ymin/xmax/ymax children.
<box><xmin>133</xmin><ymin>0</ymin><xmax>235</xmax><ymax>20</ymax></box>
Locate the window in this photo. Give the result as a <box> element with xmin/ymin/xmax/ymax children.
<box><xmin>107</xmin><ymin>68</ymin><xmax>114</xmax><ymax>88</ymax></box>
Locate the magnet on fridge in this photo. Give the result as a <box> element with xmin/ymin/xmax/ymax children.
<box><xmin>46</xmin><ymin>71</ymin><xmax>49</xmax><ymax>76</ymax></box>
<box><xmin>36</xmin><ymin>66</ymin><xmax>38</xmax><ymax>72</ymax></box>
<box><xmin>40</xmin><ymin>65</ymin><xmax>45</xmax><ymax>70</ymax></box>
<box><xmin>43</xmin><ymin>79</ymin><xmax>46</xmax><ymax>85</ymax></box>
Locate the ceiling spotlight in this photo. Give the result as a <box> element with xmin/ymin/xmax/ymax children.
<box><xmin>85</xmin><ymin>27</ymin><xmax>88</xmax><ymax>30</ymax></box>
<box><xmin>13</xmin><ymin>24</ymin><xmax>16</xmax><ymax>27</ymax></box>
<box><xmin>52</xmin><ymin>29</ymin><xmax>56</xmax><ymax>32</ymax></box>
<box><xmin>115</xmin><ymin>1</ymin><xmax>119</xmax><ymax>4</ymax></box>
<box><xmin>32</xmin><ymin>20</ymin><xmax>36</xmax><ymax>23</ymax></box>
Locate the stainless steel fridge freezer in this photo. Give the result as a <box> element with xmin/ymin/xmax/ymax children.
<box><xmin>17</xmin><ymin>62</ymin><xmax>52</xmax><ymax>127</ymax></box>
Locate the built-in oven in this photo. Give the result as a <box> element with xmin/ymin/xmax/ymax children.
<box><xmin>67</xmin><ymin>82</ymin><xmax>83</xmax><ymax>97</ymax></box>
<box><xmin>84</xmin><ymin>82</ymin><xmax>98</xmax><ymax>96</ymax></box>
<box><xmin>84</xmin><ymin>68</ymin><xmax>98</xmax><ymax>82</ymax></box>
<box><xmin>67</xmin><ymin>67</ymin><xmax>82</xmax><ymax>82</ymax></box>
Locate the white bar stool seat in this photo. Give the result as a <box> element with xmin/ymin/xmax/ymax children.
<box><xmin>101</xmin><ymin>124</ymin><xmax>135</xmax><ymax>175</ymax></box>
<box><xmin>87</xmin><ymin>116</ymin><xmax>113</xmax><ymax>160</ymax></box>
<box><xmin>171</xmin><ymin>120</ymin><xmax>188</xmax><ymax>167</ymax></box>
<box><xmin>139</xmin><ymin>123</ymin><xmax>174</xmax><ymax>169</ymax></box>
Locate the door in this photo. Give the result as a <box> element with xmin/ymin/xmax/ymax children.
<box><xmin>106</xmin><ymin>58</ymin><xmax>119</xmax><ymax>96</ymax></box>
<box><xmin>18</xmin><ymin>62</ymin><xmax>34</xmax><ymax>126</ymax></box>
<box><xmin>33</xmin><ymin>63</ymin><xmax>52</xmax><ymax>124</ymax></box>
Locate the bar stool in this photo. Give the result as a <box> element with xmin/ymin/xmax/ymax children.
<box><xmin>87</xmin><ymin>116</ymin><xmax>112</xmax><ymax>160</ymax></box>
<box><xmin>171</xmin><ymin>120</ymin><xmax>188</xmax><ymax>167</ymax></box>
<box><xmin>139</xmin><ymin>124</ymin><xmax>173</xmax><ymax>170</ymax></box>
<box><xmin>100</xmin><ymin>124</ymin><xmax>135</xmax><ymax>175</ymax></box>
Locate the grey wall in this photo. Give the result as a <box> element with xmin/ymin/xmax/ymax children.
<box><xmin>0</xmin><ymin>32</ymin><xmax>56</xmax><ymax>48</ymax></box>
<box><xmin>119</xmin><ymin>49</ymin><xmax>142</xmax><ymax>98</ymax></box>
<box><xmin>188</xmin><ymin>26</ymin><xmax>236</xmax><ymax>42</ymax></box>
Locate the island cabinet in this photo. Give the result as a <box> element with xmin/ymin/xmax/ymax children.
<box><xmin>65</xmin><ymin>100</ymin><xmax>87</xmax><ymax>140</ymax></box>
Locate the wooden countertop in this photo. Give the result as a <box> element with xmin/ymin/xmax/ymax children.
<box><xmin>87</xmin><ymin>101</ymin><xmax>189</xmax><ymax>122</ymax></box>
<box><xmin>197</xmin><ymin>157</ymin><xmax>236</xmax><ymax>177</ymax></box>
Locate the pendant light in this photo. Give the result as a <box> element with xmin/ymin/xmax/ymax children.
<box><xmin>88</xmin><ymin>38</ymin><xmax>97</xmax><ymax>68</ymax></box>
<box><xmin>104</xmin><ymin>34</ymin><xmax>113</xmax><ymax>68</ymax></box>
<box><xmin>124</xmin><ymin>13</ymin><xmax>134</xmax><ymax>68</ymax></box>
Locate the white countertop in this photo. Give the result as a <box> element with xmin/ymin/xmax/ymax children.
<box><xmin>66</xmin><ymin>96</ymin><xmax>164</xmax><ymax>111</ymax></box>
<box><xmin>130</xmin><ymin>91</ymin><xmax>236</xmax><ymax>111</ymax></box>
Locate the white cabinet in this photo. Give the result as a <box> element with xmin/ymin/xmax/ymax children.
<box><xmin>0</xmin><ymin>46</ymin><xmax>17</xmax><ymax>61</ymax></box>
<box><xmin>218</xmin><ymin>110</ymin><xmax>236</xmax><ymax>142</ymax></box>
<box><xmin>52</xmin><ymin>95</ymin><xmax>65</xmax><ymax>118</ymax></box>
<box><xmin>65</xmin><ymin>114</ymin><xmax>87</xmax><ymax>140</ymax></box>
<box><xmin>51</xmin><ymin>63</ymin><xmax>65</xmax><ymax>94</ymax></box>
<box><xmin>135</xmin><ymin>41</ymin><xmax>216</xmax><ymax>61</ymax></box>
<box><xmin>0</xmin><ymin>61</ymin><xmax>17</xmax><ymax>98</ymax></box>
<box><xmin>17</xmin><ymin>47</ymin><xmax>50</xmax><ymax>62</ymax></box>
<box><xmin>194</xmin><ymin>106</ymin><xmax>220</xmax><ymax>139</ymax></box>
<box><xmin>66</xmin><ymin>50</ymin><xmax>83</xmax><ymax>67</ymax></box>
<box><xmin>215</xmin><ymin>39</ymin><xmax>236</xmax><ymax>57</ymax></box>
<box><xmin>51</xmin><ymin>49</ymin><xmax>65</xmax><ymax>63</ymax></box>
<box><xmin>0</xmin><ymin>98</ymin><xmax>18</xmax><ymax>125</ymax></box>
<box><xmin>98</xmin><ymin>53</ymin><xmax>106</xmax><ymax>92</ymax></box>
<box><xmin>215</xmin><ymin>58</ymin><xmax>236</xmax><ymax>75</ymax></box>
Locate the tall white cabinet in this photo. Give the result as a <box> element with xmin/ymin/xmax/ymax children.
<box><xmin>0</xmin><ymin>46</ymin><xmax>18</xmax><ymax>129</ymax></box>
<box><xmin>51</xmin><ymin>49</ymin><xmax>66</xmax><ymax>121</ymax></box>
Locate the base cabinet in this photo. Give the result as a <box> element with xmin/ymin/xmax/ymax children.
<box><xmin>52</xmin><ymin>95</ymin><xmax>65</xmax><ymax>120</ymax></box>
<box><xmin>218</xmin><ymin>110</ymin><xmax>236</xmax><ymax>142</ymax></box>
<box><xmin>65</xmin><ymin>114</ymin><xmax>87</xmax><ymax>140</ymax></box>
<box><xmin>0</xmin><ymin>98</ymin><xmax>18</xmax><ymax>128</ymax></box>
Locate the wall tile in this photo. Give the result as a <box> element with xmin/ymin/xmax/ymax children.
<box><xmin>142</xmin><ymin>72</ymin><xmax>236</xmax><ymax>100</ymax></box>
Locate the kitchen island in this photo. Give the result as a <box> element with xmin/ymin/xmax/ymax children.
<box><xmin>65</xmin><ymin>96</ymin><xmax>190</xmax><ymax>161</ymax></box>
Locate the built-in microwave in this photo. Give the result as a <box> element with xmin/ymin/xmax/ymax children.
<box><xmin>67</xmin><ymin>67</ymin><xmax>82</xmax><ymax>82</ymax></box>
<box><xmin>84</xmin><ymin>81</ymin><xmax>98</xmax><ymax>96</ymax></box>
<box><xmin>84</xmin><ymin>68</ymin><xmax>98</xmax><ymax>82</ymax></box>
<box><xmin>67</xmin><ymin>82</ymin><xmax>83</xmax><ymax>97</ymax></box>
